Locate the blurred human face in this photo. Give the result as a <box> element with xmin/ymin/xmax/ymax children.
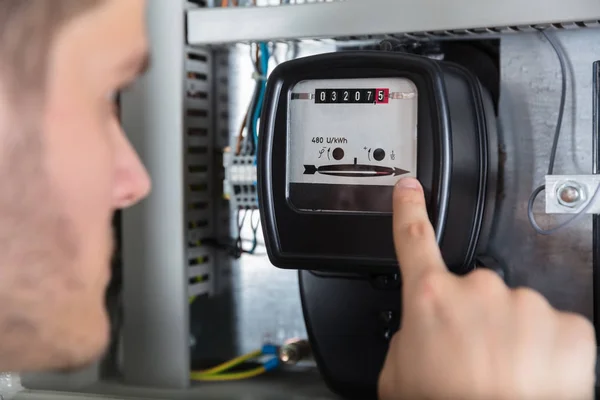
<box><xmin>0</xmin><ymin>0</ymin><xmax>150</xmax><ymax>372</ymax></box>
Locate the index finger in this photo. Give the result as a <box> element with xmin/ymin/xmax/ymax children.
<box><xmin>393</xmin><ymin>178</ymin><xmax>446</xmax><ymax>280</ymax></box>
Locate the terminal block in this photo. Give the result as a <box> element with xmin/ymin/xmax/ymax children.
<box><xmin>224</xmin><ymin>152</ymin><xmax>258</xmax><ymax>210</ymax></box>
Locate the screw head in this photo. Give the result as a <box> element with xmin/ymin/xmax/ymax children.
<box><xmin>279</xmin><ymin>346</ymin><xmax>298</xmax><ymax>364</ymax></box>
<box><xmin>556</xmin><ymin>181</ymin><xmax>586</xmax><ymax>208</ymax></box>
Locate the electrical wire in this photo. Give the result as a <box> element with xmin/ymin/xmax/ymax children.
<box><xmin>249</xmin><ymin>43</ymin><xmax>261</xmax><ymax>74</ymax></box>
<box><xmin>251</xmin><ymin>43</ymin><xmax>270</xmax><ymax>151</ymax></box>
<box><xmin>240</xmin><ymin>44</ymin><xmax>262</xmax><ymax>155</ymax></box>
<box><xmin>191</xmin><ymin>367</ymin><xmax>267</xmax><ymax>382</ymax></box>
<box><xmin>235</xmin><ymin>107</ymin><xmax>249</xmax><ymax>155</ymax></box>
<box><xmin>190</xmin><ymin>346</ymin><xmax>280</xmax><ymax>382</ymax></box>
<box><xmin>247</xmin><ymin>210</ymin><xmax>261</xmax><ymax>254</ymax></box>
<box><xmin>242</xmin><ymin>43</ymin><xmax>269</xmax><ymax>155</ymax></box>
<box><xmin>236</xmin><ymin>42</ymin><xmax>267</xmax><ymax>155</ymax></box>
<box><xmin>541</xmin><ymin>29</ymin><xmax>568</xmax><ymax>176</ymax></box>
<box><xmin>269</xmin><ymin>42</ymin><xmax>281</xmax><ymax>65</ymax></box>
<box><xmin>243</xmin><ymin>82</ymin><xmax>261</xmax><ymax>155</ymax></box>
<box><xmin>527</xmin><ymin>29</ymin><xmax>582</xmax><ymax>235</ymax></box>
<box><xmin>196</xmin><ymin>349</ymin><xmax>262</xmax><ymax>376</ymax></box>
<box><xmin>235</xmin><ymin>208</ymin><xmax>249</xmax><ymax>252</ymax></box>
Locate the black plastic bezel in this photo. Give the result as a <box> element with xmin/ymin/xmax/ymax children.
<box><xmin>258</xmin><ymin>51</ymin><xmax>451</xmax><ymax>272</ymax></box>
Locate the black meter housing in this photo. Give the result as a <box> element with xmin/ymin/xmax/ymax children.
<box><xmin>259</xmin><ymin>51</ymin><xmax>498</xmax><ymax>275</ymax></box>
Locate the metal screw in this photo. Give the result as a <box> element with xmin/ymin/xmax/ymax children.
<box><xmin>556</xmin><ymin>181</ymin><xmax>586</xmax><ymax>208</ymax></box>
<box><xmin>280</xmin><ymin>346</ymin><xmax>297</xmax><ymax>364</ymax></box>
<box><xmin>279</xmin><ymin>339</ymin><xmax>311</xmax><ymax>365</ymax></box>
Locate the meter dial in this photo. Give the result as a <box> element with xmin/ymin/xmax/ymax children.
<box><xmin>287</xmin><ymin>77</ymin><xmax>418</xmax><ymax>213</ymax></box>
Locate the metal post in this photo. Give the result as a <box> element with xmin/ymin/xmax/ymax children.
<box><xmin>120</xmin><ymin>0</ymin><xmax>190</xmax><ymax>388</ymax></box>
<box><xmin>593</xmin><ymin>61</ymin><xmax>600</xmax><ymax>341</ymax></box>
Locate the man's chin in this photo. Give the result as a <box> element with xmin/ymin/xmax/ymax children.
<box><xmin>53</xmin><ymin>308</ymin><xmax>111</xmax><ymax>373</ymax></box>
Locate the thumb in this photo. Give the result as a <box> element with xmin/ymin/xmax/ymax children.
<box><xmin>393</xmin><ymin>178</ymin><xmax>446</xmax><ymax>282</ymax></box>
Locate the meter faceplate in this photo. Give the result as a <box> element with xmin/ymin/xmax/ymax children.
<box><xmin>287</xmin><ymin>78</ymin><xmax>418</xmax><ymax>214</ymax></box>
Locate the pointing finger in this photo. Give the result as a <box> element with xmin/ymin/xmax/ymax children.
<box><xmin>393</xmin><ymin>178</ymin><xmax>446</xmax><ymax>281</ymax></box>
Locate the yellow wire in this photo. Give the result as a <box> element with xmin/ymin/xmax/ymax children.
<box><xmin>191</xmin><ymin>367</ymin><xmax>266</xmax><ymax>382</ymax></box>
<box><xmin>194</xmin><ymin>349</ymin><xmax>262</xmax><ymax>376</ymax></box>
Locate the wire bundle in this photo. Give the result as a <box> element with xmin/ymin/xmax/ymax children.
<box><xmin>235</xmin><ymin>208</ymin><xmax>261</xmax><ymax>255</ymax></box>
<box><xmin>191</xmin><ymin>345</ymin><xmax>280</xmax><ymax>382</ymax></box>
<box><xmin>236</xmin><ymin>42</ymin><xmax>271</xmax><ymax>156</ymax></box>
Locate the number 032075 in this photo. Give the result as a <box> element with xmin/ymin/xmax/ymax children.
<box><xmin>315</xmin><ymin>88</ymin><xmax>389</xmax><ymax>104</ymax></box>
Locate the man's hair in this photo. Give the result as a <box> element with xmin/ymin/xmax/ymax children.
<box><xmin>0</xmin><ymin>0</ymin><xmax>101</xmax><ymax>98</ymax></box>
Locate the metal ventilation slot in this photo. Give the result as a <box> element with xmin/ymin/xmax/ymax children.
<box><xmin>188</xmin><ymin>219</ymin><xmax>209</xmax><ymax>229</ymax></box>
<box><xmin>392</xmin><ymin>21</ymin><xmax>600</xmax><ymax>41</ymax></box>
<box><xmin>213</xmin><ymin>49</ymin><xmax>233</xmax><ymax>292</ymax></box>
<box><xmin>188</xmin><ymin>164</ymin><xmax>209</xmax><ymax>174</ymax></box>
<box><xmin>188</xmin><ymin>71</ymin><xmax>208</xmax><ymax>81</ymax></box>
<box><xmin>187</xmin><ymin>109</ymin><xmax>209</xmax><ymax>118</ymax></box>
<box><xmin>188</xmin><ymin>90</ymin><xmax>209</xmax><ymax>99</ymax></box>
<box><xmin>185</xmin><ymin>46</ymin><xmax>214</xmax><ymax>298</ymax></box>
<box><xmin>189</xmin><ymin>274</ymin><xmax>209</xmax><ymax>285</ymax></box>
<box><xmin>189</xmin><ymin>201</ymin><xmax>209</xmax><ymax>210</ymax></box>
<box><xmin>188</xmin><ymin>146</ymin><xmax>208</xmax><ymax>155</ymax></box>
<box><xmin>188</xmin><ymin>52</ymin><xmax>208</xmax><ymax>62</ymax></box>
<box><xmin>189</xmin><ymin>255</ymin><xmax>210</xmax><ymax>266</ymax></box>
<box><xmin>189</xmin><ymin>183</ymin><xmax>208</xmax><ymax>192</ymax></box>
<box><xmin>188</xmin><ymin>128</ymin><xmax>208</xmax><ymax>137</ymax></box>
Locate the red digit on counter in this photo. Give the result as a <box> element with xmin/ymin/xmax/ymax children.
<box><xmin>375</xmin><ymin>88</ymin><xmax>389</xmax><ymax>104</ymax></box>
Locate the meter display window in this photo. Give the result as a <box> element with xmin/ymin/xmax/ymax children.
<box><xmin>287</xmin><ymin>77</ymin><xmax>418</xmax><ymax>213</ymax></box>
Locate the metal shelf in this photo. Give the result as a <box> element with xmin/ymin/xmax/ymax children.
<box><xmin>187</xmin><ymin>0</ymin><xmax>600</xmax><ymax>45</ymax></box>
<box><xmin>15</xmin><ymin>370</ymin><xmax>333</xmax><ymax>400</ymax></box>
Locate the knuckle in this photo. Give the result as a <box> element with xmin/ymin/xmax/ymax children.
<box><xmin>466</xmin><ymin>269</ymin><xmax>508</xmax><ymax>302</ymax></box>
<box><xmin>511</xmin><ymin>287</ymin><xmax>550</xmax><ymax>314</ymax></box>
<box><xmin>394</xmin><ymin>188</ymin><xmax>425</xmax><ymax>207</ymax></box>
<box><xmin>402</xmin><ymin>220</ymin><xmax>433</xmax><ymax>241</ymax></box>
<box><xmin>467</xmin><ymin>269</ymin><xmax>505</xmax><ymax>291</ymax></box>
<box><xmin>559</xmin><ymin>313</ymin><xmax>596</xmax><ymax>372</ymax></box>
<box><xmin>413</xmin><ymin>272</ymin><xmax>447</xmax><ymax>308</ymax></box>
<box><xmin>563</xmin><ymin>313</ymin><xmax>595</xmax><ymax>344</ymax></box>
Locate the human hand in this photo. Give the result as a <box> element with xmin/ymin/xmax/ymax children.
<box><xmin>378</xmin><ymin>178</ymin><xmax>596</xmax><ymax>400</ymax></box>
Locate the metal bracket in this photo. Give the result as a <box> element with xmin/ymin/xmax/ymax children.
<box><xmin>545</xmin><ymin>175</ymin><xmax>600</xmax><ymax>214</ymax></box>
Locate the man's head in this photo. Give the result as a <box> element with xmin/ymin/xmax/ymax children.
<box><xmin>0</xmin><ymin>0</ymin><xmax>150</xmax><ymax>372</ymax></box>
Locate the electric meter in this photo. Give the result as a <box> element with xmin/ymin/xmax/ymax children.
<box><xmin>258</xmin><ymin>51</ymin><xmax>498</xmax><ymax>274</ymax></box>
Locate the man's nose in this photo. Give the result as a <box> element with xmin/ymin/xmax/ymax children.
<box><xmin>113</xmin><ymin>130</ymin><xmax>152</xmax><ymax>209</ymax></box>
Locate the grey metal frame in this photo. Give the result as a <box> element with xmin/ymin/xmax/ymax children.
<box><xmin>120</xmin><ymin>0</ymin><xmax>190</xmax><ymax>389</ymax></box>
<box><xmin>187</xmin><ymin>0</ymin><xmax>600</xmax><ymax>45</ymax></box>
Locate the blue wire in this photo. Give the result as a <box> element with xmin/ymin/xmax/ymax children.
<box><xmin>252</xmin><ymin>42</ymin><xmax>270</xmax><ymax>152</ymax></box>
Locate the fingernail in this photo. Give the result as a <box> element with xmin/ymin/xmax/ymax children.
<box><xmin>396</xmin><ymin>177</ymin><xmax>420</xmax><ymax>190</ymax></box>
